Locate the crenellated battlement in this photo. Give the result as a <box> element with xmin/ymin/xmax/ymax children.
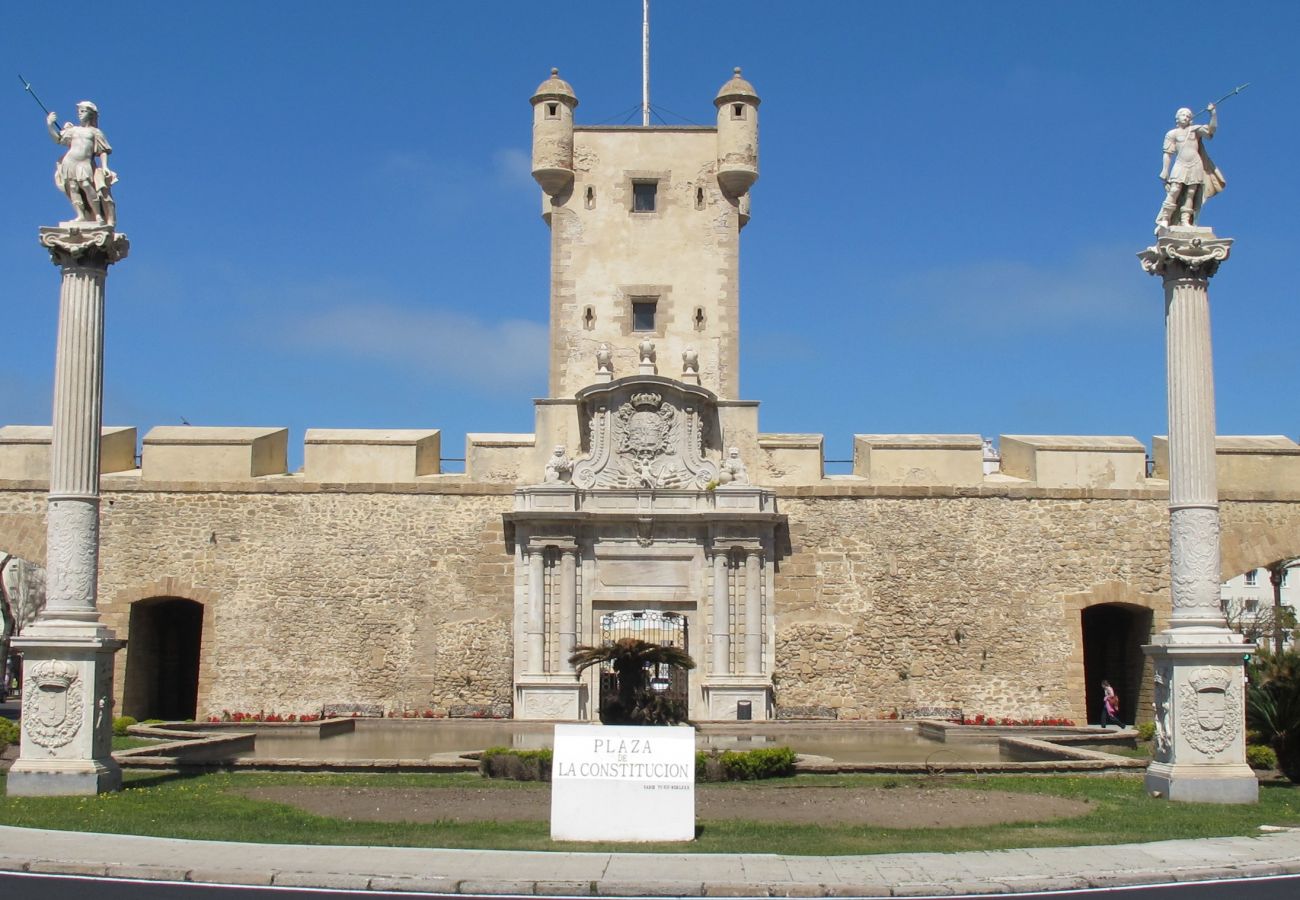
<box><xmin>2</xmin><ymin>424</ymin><xmax>1298</xmax><ymax>497</ymax></box>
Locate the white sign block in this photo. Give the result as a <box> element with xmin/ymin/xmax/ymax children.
<box><xmin>550</xmin><ymin>723</ymin><xmax>695</xmax><ymax>842</ymax></box>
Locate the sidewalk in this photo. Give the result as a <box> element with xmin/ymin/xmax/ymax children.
<box><xmin>2</xmin><ymin>825</ymin><xmax>1299</xmax><ymax>896</ymax></box>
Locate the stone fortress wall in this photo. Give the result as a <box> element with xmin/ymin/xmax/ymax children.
<box><xmin>2</xmin><ymin>424</ymin><xmax>1298</xmax><ymax>724</ymax></box>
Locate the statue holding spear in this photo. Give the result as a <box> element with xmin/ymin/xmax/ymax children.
<box><xmin>21</xmin><ymin>76</ymin><xmax>118</xmax><ymax>227</ymax></box>
<box><xmin>1154</xmin><ymin>84</ymin><xmax>1247</xmax><ymax>233</ymax></box>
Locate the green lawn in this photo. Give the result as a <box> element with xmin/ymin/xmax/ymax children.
<box><xmin>1</xmin><ymin>771</ymin><xmax>1298</xmax><ymax>855</ymax></box>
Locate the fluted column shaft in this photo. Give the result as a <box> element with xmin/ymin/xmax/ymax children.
<box><xmin>38</xmin><ymin>228</ymin><xmax>128</xmax><ymax>624</ymax></box>
<box><xmin>527</xmin><ymin>546</ymin><xmax>546</xmax><ymax>673</ymax></box>
<box><xmin>1140</xmin><ymin>231</ymin><xmax>1232</xmax><ymax>629</ymax></box>
<box><xmin>558</xmin><ymin>546</ymin><xmax>578</xmax><ymax>672</ymax></box>
<box><xmin>711</xmin><ymin>551</ymin><xmax>731</xmax><ymax>675</ymax></box>
<box><xmin>744</xmin><ymin>549</ymin><xmax>763</xmax><ymax>674</ymax></box>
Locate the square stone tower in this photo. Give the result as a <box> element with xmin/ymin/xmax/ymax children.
<box><xmin>531</xmin><ymin>68</ymin><xmax>759</xmax><ymax>400</ymax></box>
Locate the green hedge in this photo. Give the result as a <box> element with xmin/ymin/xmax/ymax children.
<box><xmin>1247</xmin><ymin>744</ymin><xmax>1278</xmax><ymax>771</ymax></box>
<box><xmin>112</xmin><ymin>715</ymin><xmax>138</xmax><ymax>737</ymax></box>
<box><xmin>477</xmin><ymin>745</ymin><xmax>798</xmax><ymax>783</ymax></box>
<box><xmin>479</xmin><ymin>747</ymin><xmax>554</xmax><ymax>781</ymax></box>
<box><xmin>0</xmin><ymin>717</ymin><xmax>18</xmax><ymax>749</ymax></box>
<box><xmin>696</xmin><ymin>746</ymin><xmax>797</xmax><ymax>782</ymax></box>
<box><xmin>1135</xmin><ymin>722</ymin><xmax>1156</xmax><ymax>742</ymax></box>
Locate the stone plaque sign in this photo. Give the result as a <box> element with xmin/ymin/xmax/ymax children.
<box><xmin>550</xmin><ymin>723</ymin><xmax>695</xmax><ymax>841</ymax></box>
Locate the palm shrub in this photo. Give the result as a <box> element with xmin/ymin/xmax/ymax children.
<box><xmin>1247</xmin><ymin>651</ymin><xmax>1300</xmax><ymax>782</ymax></box>
<box><xmin>569</xmin><ymin>638</ymin><xmax>696</xmax><ymax>725</ymax></box>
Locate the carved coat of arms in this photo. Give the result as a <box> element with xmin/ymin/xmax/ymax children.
<box><xmin>22</xmin><ymin>659</ymin><xmax>85</xmax><ymax>749</ymax></box>
<box><xmin>571</xmin><ymin>380</ymin><xmax>720</xmax><ymax>489</ymax></box>
<box><xmin>1177</xmin><ymin>666</ymin><xmax>1240</xmax><ymax>756</ymax></box>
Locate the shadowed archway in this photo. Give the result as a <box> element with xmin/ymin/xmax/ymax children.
<box><xmin>123</xmin><ymin>597</ymin><xmax>204</xmax><ymax>721</ymax></box>
<box><xmin>1081</xmin><ymin>603</ymin><xmax>1152</xmax><ymax>726</ymax></box>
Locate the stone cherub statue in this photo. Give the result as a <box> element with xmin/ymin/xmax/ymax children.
<box><xmin>46</xmin><ymin>100</ymin><xmax>118</xmax><ymax>227</ymax></box>
<box><xmin>1155</xmin><ymin>103</ymin><xmax>1224</xmax><ymax>233</ymax></box>
<box><xmin>543</xmin><ymin>445</ymin><xmax>573</xmax><ymax>484</ymax></box>
<box><xmin>717</xmin><ymin>446</ymin><xmax>749</xmax><ymax>486</ymax></box>
<box><xmin>595</xmin><ymin>343</ymin><xmax>613</xmax><ymax>376</ymax></box>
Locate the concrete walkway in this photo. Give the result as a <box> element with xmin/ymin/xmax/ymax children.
<box><xmin>2</xmin><ymin>825</ymin><xmax>1300</xmax><ymax>896</ymax></box>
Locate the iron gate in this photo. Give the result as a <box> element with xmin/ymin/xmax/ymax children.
<box><xmin>597</xmin><ymin>610</ymin><xmax>688</xmax><ymax>720</ymax></box>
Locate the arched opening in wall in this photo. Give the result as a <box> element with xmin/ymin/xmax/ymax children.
<box><xmin>1080</xmin><ymin>603</ymin><xmax>1152</xmax><ymax>726</ymax></box>
<box><xmin>123</xmin><ymin>597</ymin><xmax>203</xmax><ymax>721</ymax></box>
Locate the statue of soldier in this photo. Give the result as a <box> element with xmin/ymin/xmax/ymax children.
<box><xmin>46</xmin><ymin>100</ymin><xmax>117</xmax><ymax>227</ymax></box>
<box><xmin>1155</xmin><ymin>103</ymin><xmax>1224</xmax><ymax>232</ymax></box>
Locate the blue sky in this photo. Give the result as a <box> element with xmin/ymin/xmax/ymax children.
<box><xmin>3</xmin><ymin>1</ymin><xmax>1297</xmax><ymax>471</ymax></box>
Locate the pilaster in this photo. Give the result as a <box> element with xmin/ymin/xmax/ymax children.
<box><xmin>1138</xmin><ymin>226</ymin><xmax>1256</xmax><ymax>803</ymax></box>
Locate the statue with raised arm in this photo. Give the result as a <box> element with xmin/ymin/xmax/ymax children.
<box><xmin>1155</xmin><ymin>103</ymin><xmax>1223</xmax><ymax>232</ymax></box>
<box><xmin>46</xmin><ymin>101</ymin><xmax>117</xmax><ymax>227</ymax></box>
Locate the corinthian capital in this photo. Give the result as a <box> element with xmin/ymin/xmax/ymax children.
<box><xmin>1138</xmin><ymin>228</ymin><xmax>1232</xmax><ymax>281</ymax></box>
<box><xmin>39</xmin><ymin>226</ymin><xmax>130</xmax><ymax>269</ymax></box>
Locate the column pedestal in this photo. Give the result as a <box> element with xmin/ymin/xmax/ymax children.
<box><xmin>1139</xmin><ymin>225</ymin><xmax>1256</xmax><ymax>804</ymax></box>
<box><xmin>1144</xmin><ymin>640</ymin><xmax>1256</xmax><ymax>803</ymax></box>
<box><xmin>7</xmin><ymin>630</ymin><xmax>124</xmax><ymax>796</ymax></box>
<box><xmin>7</xmin><ymin>225</ymin><xmax>128</xmax><ymax>797</ymax></box>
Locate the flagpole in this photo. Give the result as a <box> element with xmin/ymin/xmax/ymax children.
<box><xmin>642</xmin><ymin>0</ymin><xmax>650</xmax><ymax>126</ymax></box>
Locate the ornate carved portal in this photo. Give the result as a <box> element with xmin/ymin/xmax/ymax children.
<box><xmin>507</xmin><ymin>375</ymin><xmax>782</xmax><ymax>722</ymax></box>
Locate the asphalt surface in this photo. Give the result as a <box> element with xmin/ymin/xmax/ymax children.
<box><xmin>2</xmin><ymin>824</ymin><xmax>1300</xmax><ymax>897</ymax></box>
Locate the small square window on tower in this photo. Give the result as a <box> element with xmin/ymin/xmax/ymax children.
<box><xmin>631</xmin><ymin>297</ymin><xmax>657</xmax><ymax>332</ymax></box>
<box><xmin>632</xmin><ymin>180</ymin><xmax>657</xmax><ymax>213</ymax></box>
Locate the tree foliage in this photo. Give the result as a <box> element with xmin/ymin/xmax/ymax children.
<box><xmin>1247</xmin><ymin>650</ymin><xmax>1300</xmax><ymax>782</ymax></box>
<box><xmin>569</xmin><ymin>637</ymin><xmax>695</xmax><ymax>725</ymax></box>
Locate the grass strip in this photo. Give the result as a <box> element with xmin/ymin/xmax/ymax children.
<box><xmin>0</xmin><ymin>771</ymin><xmax>1297</xmax><ymax>855</ymax></box>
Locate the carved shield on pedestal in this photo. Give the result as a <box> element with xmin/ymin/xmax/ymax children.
<box><xmin>22</xmin><ymin>660</ymin><xmax>84</xmax><ymax>749</ymax></box>
<box><xmin>1177</xmin><ymin>666</ymin><xmax>1239</xmax><ymax>756</ymax></box>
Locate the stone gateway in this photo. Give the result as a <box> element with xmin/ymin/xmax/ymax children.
<box><xmin>2</xmin><ymin>71</ymin><xmax>1299</xmax><ymax>736</ymax></box>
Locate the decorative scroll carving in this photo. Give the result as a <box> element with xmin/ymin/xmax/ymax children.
<box><xmin>45</xmin><ymin>498</ymin><xmax>99</xmax><ymax>614</ymax></box>
<box><xmin>22</xmin><ymin>660</ymin><xmax>84</xmax><ymax>749</ymax></box>
<box><xmin>1169</xmin><ymin>506</ymin><xmax>1220</xmax><ymax>611</ymax></box>
<box><xmin>570</xmin><ymin>380</ymin><xmax>720</xmax><ymax>490</ymax></box>
<box><xmin>525</xmin><ymin>692</ymin><xmax>576</xmax><ymax>719</ymax></box>
<box><xmin>1177</xmin><ymin>666</ymin><xmax>1241</xmax><ymax>756</ymax></box>
<box><xmin>39</xmin><ymin>226</ymin><xmax>129</xmax><ymax>269</ymax></box>
<box><xmin>1138</xmin><ymin>231</ymin><xmax>1231</xmax><ymax>281</ymax></box>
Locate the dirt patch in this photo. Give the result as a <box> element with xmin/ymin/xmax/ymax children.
<box><xmin>236</xmin><ymin>784</ymin><xmax>1091</xmax><ymax>829</ymax></box>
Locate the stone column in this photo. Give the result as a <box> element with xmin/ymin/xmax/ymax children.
<box><xmin>558</xmin><ymin>545</ymin><xmax>578</xmax><ymax>672</ymax></box>
<box><xmin>744</xmin><ymin>548</ymin><xmax>763</xmax><ymax>675</ymax></box>
<box><xmin>1139</xmin><ymin>226</ymin><xmax>1257</xmax><ymax>804</ymax></box>
<box><xmin>8</xmin><ymin>225</ymin><xmax>128</xmax><ymax>797</ymax></box>
<box><xmin>711</xmin><ymin>550</ymin><xmax>731</xmax><ymax>675</ymax></box>
<box><xmin>526</xmin><ymin>544</ymin><xmax>547</xmax><ymax>674</ymax></box>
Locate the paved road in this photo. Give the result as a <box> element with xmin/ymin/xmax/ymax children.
<box><xmin>4</xmin><ymin>871</ymin><xmax>1300</xmax><ymax>898</ymax></box>
<box><xmin>4</xmin><ymin>826</ymin><xmax>1300</xmax><ymax>898</ymax></box>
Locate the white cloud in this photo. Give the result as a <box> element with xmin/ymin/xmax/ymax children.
<box><xmin>291</xmin><ymin>304</ymin><xmax>547</xmax><ymax>391</ymax></box>
<box><xmin>884</xmin><ymin>245</ymin><xmax>1150</xmax><ymax>336</ymax></box>
<box><xmin>492</xmin><ymin>147</ymin><xmax>534</xmax><ymax>189</ymax></box>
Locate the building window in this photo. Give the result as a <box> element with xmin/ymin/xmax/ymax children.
<box><xmin>546</xmin><ymin>102</ymin><xmax>559</xmax><ymax>119</ymax></box>
<box><xmin>632</xmin><ymin>181</ymin><xmax>657</xmax><ymax>213</ymax></box>
<box><xmin>1284</xmin><ymin>569</ymin><xmax>1292</xmax><ymax>587</ymax></box>
<box><xmin>1246</xmin><ymin>570</ymin><xmax>1258</xmax><ymax>587</ymax></box>
<box><xmin>731</xmin><ymin>103</ymin><xmax>745</xmax><ymax>119</ymax></box>
<box><xmin>631</xmin><ymin>298</ymin><xmax>657</xmax><ymax>332</ymax></box>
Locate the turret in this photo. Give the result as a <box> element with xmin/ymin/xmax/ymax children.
<box><xmin>714</xmin><ymin>67</ymin><xmax>760</xmax><ymax>198</ymax></box>
<box><xmin>530</xmin><ymin>68</ymin><xmax>578</xmax><ymax>196</ymax></box>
